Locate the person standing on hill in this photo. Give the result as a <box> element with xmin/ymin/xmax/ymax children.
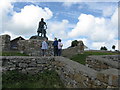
<box><xmin>52</xmin><ymin>38</ymin><xmax>58</xmax><ymax>56</ymax></box>
<box><xmin>58</xmin><ymin>39</ymin><xmax>63</xmax><ymax>56</ymax></box>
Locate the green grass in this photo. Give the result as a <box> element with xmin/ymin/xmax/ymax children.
<box><xmin>0</xmin><ymin>51</ymin><xmax>28</xmax><ymax>56</ymax></box>
<box><xmin>70</xmin><ymin>51</ymin><xmax>119</xmax><ymax>65</ymax></box>
<box><xmin>2</xmin><ymin>70</ymin><xmax>64</xmax><ymax>88</ymax></box>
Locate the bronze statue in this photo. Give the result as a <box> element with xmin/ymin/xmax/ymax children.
<box><xmin>37</xmin><ymin>18</ymin><xmax>47</xmax><ymax>37</ymax></box>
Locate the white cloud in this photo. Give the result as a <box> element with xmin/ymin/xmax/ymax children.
<box><xmin>111</xmin><ymin>8</ymin><xmax>118</xmax><ymax>28</ymax></box>
<box><xmin>68</xmin><ymin>8</ymin><xmax>118</xmax><ymax>41</ymax></box>
<box><xmin>116</xmin><ymin>40</ymin><xmax>120</xmax><ymax>50</ymax></box>
<box><xmin>68</xmin><ymin>7</ymin><xmax>118</xmax><ymax>50</ymax></box>
<box><xmin>0</xmin><ymin>0</ymin><xmax>14</xmax><ymax>33</ymax></box>
<box><xmin>47</xmin><ymin>19</ymin><xmax>73</xmax><ymax>39</ymax></box>
<box><xmin>62</xmin><ymin>40</ymin><xmax>72</xmax><ymax>49</ymax></box>
<box><xmin>91</xmin><ymin>39</ymin><xmax>119</xmax><ymax>50</ymax></box>
<box><xmin>2</xmin><ymin>4</ymin><xmax>53</xmax><ymax>37</ymax></box>
<box><xmin>103</xmin><ymin>6</ymin><xmax>115</xmax><ymax>17</ymax></box>
<box><xmin>62</xmin><ymin>0</ymin><xmax>80</xmax><ymax>7</ymax></box>
<box><xmin>0</xmin><ymin>31</ymin><xmax>26</xmax><ymax>40</ymax></box>
<box><xmin>68</xmin><ymin>14</ymin><xmax>95</xmax><ymax>38</ymax></box>
<box><xmin>91</xmin><ymin>42</ymin><xmax>106</xmax><ymax>50</ymax></box>
<box><xmin>0</xmin><ymin>0</ymin><xmax>13</xmax><ymax>14</ymax></box>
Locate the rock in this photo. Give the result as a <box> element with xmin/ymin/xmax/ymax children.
<box><xmin>19</xmin><ymin>63</ymin><xmax>28</xmax><ymax>68</ymax></box>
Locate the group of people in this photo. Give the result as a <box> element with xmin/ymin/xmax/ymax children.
<box><xmin>41</xmin><ymin>37</ymin><xmax>63</xmax><ymax>56</ymax></box>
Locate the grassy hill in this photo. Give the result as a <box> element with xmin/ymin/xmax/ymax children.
<box><xmin>70</xmin><ymin>51</ymin><xmax>119</xmax><ymax>65</ymax></box>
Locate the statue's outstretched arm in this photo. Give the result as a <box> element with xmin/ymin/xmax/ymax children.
<box><xmin>45</xmin><ymin>24</ymin><xmax>47</xmax><ymax>29</ymax></box>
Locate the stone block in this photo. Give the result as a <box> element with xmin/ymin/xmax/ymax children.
<box><xmin>19</xmin><ymin>63</ymin><xmax>28</xmax><ymax>68</ymax></box>
<box><xmin>97</xmin><ymin>73</ymin><xmax>109</xmax><ymax>84</ymax></box>
<box><xmin>26</xmin><ymin>68</ymin><xmax>40</xmax><ymax>74</ymax></box>
<box><xmin>97</xmin><ymin>68</ymin><xmax>118</xmax><ymax>87</ymax></box>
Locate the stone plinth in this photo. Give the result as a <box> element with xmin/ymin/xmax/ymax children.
<box><xmin>30</xmin><ymin>35</ymin><xmax>48</xmax><ymax>40</ymax></box>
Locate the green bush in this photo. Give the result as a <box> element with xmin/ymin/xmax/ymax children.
<box><xmin>71</xmin><ymin>40</ymin><xmax>78</xmax><ymax>47</ymax></box>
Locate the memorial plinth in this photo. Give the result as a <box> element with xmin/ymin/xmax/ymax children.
<box><xmin>29</xmin><ymin>35</ymin><xmax>48</xmax><ymax>40</ymax></box>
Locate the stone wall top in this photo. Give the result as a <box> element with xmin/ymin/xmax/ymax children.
<box><xmin>55</xmin><ymin>56</ymin><xmax>97</xmax><ymax>78</ymax></box>
<box><xmin>87</xmin><ymin>55</ymin><xmax>119</xmax><ymax>69</ymax></box>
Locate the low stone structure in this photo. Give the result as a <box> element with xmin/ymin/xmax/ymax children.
<box><xmin>0</xmin><ymin>34</ymin><xmax>11</xmax><ymax>51</ymax></box>
<box><xmin>18</xmin><ymin>39</ymin><xmax>54</xmax><ymax>56</ymax></box>
<box><xmin>10</xmin><ymin>36</ymin><xmax>25</xmax><ymax>50</ymax></box>
<box><xmin>62</xmin><ymin>41</ymin><xmax>87</xmax><ymax>58</ymax></box>
<box><xmin>86</xmin><ymin>55</ymin><xmax>119</xmax><ymax>71</ymax></box>
<box><xmin>2</xmin><ymin>56</ymin><xmax>55</xmax><ymax>74</ymax></box>
<box><xmin>1</xmin><ymin>56</ymin><xmax>119</xmax><ymax>88</ymax></box>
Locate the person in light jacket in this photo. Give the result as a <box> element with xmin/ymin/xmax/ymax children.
<box><xmin>41</xmin><ymin>38</ymin><xmax>48</xmax><ymax>56</ymax></box>
<box><xmin>58</xmin><ymin>39</ymin><xmax>63</xmax><ymax>56</ymax></box>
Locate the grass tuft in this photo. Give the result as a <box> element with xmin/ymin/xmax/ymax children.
<box><xmin>0</xmin><ymin>51</ymin><xmax>28</xmax><ymax>56</ymax></box>
<box><xmin>2</xmin><ymin>70</ymin><xmax>64</xmax><ymax>88</ymax></box>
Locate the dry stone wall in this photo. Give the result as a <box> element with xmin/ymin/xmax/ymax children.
<box><xmin>18</xmin><ymin>39</ymin><xmax>54</xmax><ymax>56</ymax></box>
<box><xmin>86</xmin><ymin>55</ymin><xmax>119</xmax><ymax>71</ymax></box>
<box><xmin>0</xmin><ymin>34</ymin><xmax>11</xmax><ymax>51</ymax></box>
<box><xmin>55</xmin><ymin>57</ymin><xmax>119</xmax><ymax>88</ymax></box>
<box><xmin>1</xmin><ymin>56</ymin><xmax>119</xmax><ymax>88</ymax></box>
<box><xmin>2</xmin><ymin>56</ymin><xmax>55</xmax><ymax>74</ymax></box>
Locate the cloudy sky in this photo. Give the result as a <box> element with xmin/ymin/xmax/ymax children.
<box><xmin>0</xmin><ymin>0</ymin><xmax>119</xmax><ymax>50</ymax></box>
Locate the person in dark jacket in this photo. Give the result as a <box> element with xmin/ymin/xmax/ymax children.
<box><xmin>52</xmin><ymin>38</ymin><xmax>58</xmax><ymax>56</ymax></box>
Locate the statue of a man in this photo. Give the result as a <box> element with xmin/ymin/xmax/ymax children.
<box><xmin>37</xmin><ymin>18</ymin><xmax>47</xmax><ymax>37</ymax></box>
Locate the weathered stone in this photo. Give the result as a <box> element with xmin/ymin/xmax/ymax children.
<box><xmin>18</xmin><ymin>39</ymin><xmax>54</xmax><ymax>56</ymax></box>
<box><xmin>2</xmin><ymin>56</ymin><xmax>119</xmax><ymax>88</ymax></box>
<box><xmin>26</xmin><ymin>68</ymin><xmax>39</xmax><ymax>74</ymax></box>
<box><xmin>28</xmin><ymin>62</ymin><xmax>37</xmax><ymax>67</ymax></box>
<box><xmin>21</xmin><ymin>69</ymin><xmax>27</xmax><ymax>74</ymax></box>
<box><xmin>86</xmin><ymin>55</ymin><xmax>119</xmax><ymax>71</ymax></box>
<box><xmin>0</xmin><ymin>34</ymin><xmax>11</xmax><ymax>51</ymax></box>
<box><xmin>19</xmin><ymin>63</ymin><xmax>28</xmax><ymax>68</ymax></box>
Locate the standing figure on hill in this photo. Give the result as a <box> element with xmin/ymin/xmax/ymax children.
<box><xmin>58</xmin><ymin>39</ymin><xmax>63</xmax><ymax>56</ymax></box>
<box><xmin>37</xmin><ymin>18</ymin><xmax>47</xmax><ymax>37</ymax></box>
<box><xmin>52</xmin><ymin>38</ymin><xmax>58</xmax><ymax>56</ymax></box>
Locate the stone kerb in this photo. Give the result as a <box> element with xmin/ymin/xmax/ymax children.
<box><xmin>86</xmin><ymin>55</ymin><xmax>119</xmax><ymax>71</ymax></box>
